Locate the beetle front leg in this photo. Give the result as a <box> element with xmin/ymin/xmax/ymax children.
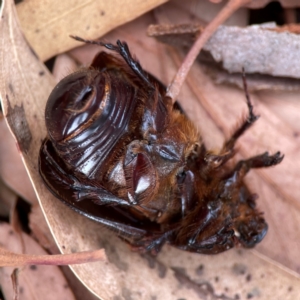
<box><xmin>70</xmin><ymin>36</ymin><xmax>155</xmax><ymax>90</ymax></box>
<box><xmin>40</xmin><ymin>139</ymin><xmax>132</xmax><ymax>207</ymax></box>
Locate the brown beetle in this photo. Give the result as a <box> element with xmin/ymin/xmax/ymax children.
<box><xmin>39</xmin><ymin>37</ymin><xmax>283</xmax><ymax>254</ymax></box>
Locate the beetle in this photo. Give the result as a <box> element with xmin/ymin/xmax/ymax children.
<box><xmin>39</xmin><ymin>37</ymin><xmax>283</xmax><ymax>254</ymax></box>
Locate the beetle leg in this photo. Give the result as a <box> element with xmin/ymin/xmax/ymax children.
<box><xmin>40</xmin><ymin>140</ymin><xmax>79</xmax><ymax>187</ymax></box>
<box><xmin>114</xmin><ymin>40</ymin><xmax>154</xmax><ymax>89</ymax></box>
<box><xmin>130</xmin><ymin>229</ymin><xmax>176</xmax><ymax>255</ymax></box>
<box><xmin>203</xmin><ymin>151</ymin><xmax>235</xmax><ymax>171</ymax></box>
<box><xmin>73</xmin><ymin>186</ymin><xmax>131</xmax><ymax>206</ymax></box>
<box><xmin>233</xmin><ymin>151</ymin><xmax>283</xmax><ymax>175</ymax></box>
<box><xmin>177</xmin><ymin>170</ymin><xmax>196</xmax><ymax>217</ymax></box>
<box><xmin>224</xmin><ymin>71</ymin><xmax>259</xmax><ymax>150</ymax></box>
<box><xmin>70</xmin><ymin>36</ymin><xmax>154</xmax><ymax>89</ymax></box>
<box><xmin>40</xmin><ymin>140</ymin><xmax>132</xmax><ymax>207</ymax></box>
<box><xmin>200</xmin><ymin>98</ymin><xmax>258</xmax><ymax>173</ymax></box>
<box><xmin>40</xmin><ymin>142</ymin><xmax>157</xmax><ymax>243</ymax></box>
<box><xmin>212</xmin><ymin>73</ymin><xmax>259</xmax><ymax>169</ymax></box>
<box><xmin>222</xmin><ymin>151</ymin><xmax>283</xmax><ymax>187</ymax></box>
<box><xmin>185</xmin><ymin>227</ymin><xmax>235</xmax><ymax>254</ymax></box>
<box><xmin>41</xmin><ymin>141</ymin><xmax>126</xmax><ymax>206</ymax></box>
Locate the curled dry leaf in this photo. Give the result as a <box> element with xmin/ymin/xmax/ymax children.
<box><xmin>203</xmin><ymin>23</ymin><xmax>300</xmax><ymax>78</ymax></box>
<box><xmin>1</xmin><ymin>0</ymin><xmax>300</xmax><ymax>299</ymax></box>
<box><xmin>16</xmin><ymin>0</ymin><xmax>168</xmax><ymax>61</ymax></box>
<box><xmin>0</xmin><ymin>223</ymin><xmax>76</xmax><ymax>300</ymax></box>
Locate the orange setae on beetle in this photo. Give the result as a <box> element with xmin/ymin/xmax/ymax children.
<box><xmin>39</xmin><ymin>37</ymin><xmax>283</xmax><ymax>255</ymax></box>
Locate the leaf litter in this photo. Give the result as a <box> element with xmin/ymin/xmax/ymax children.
<box><xmin>0</xmin><ymin>0</ymin><xmax>300</xmax><ymax>299</ymax></box>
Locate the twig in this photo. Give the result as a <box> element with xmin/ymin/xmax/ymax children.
<box><xmin>0</xmin><ymin>247</ymin><xmax>106</xmax><ymax>267</ymax></box>
<box><xmin>166</xmin><ymin>0</ymin><xmax>251</xmax><ymax>101</ymax></box>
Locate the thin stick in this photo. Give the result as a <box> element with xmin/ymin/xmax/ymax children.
<box><xmin>241</xmin><ymin>68</ymin><xmax>257</xmax><ymax>123</ymax></box>
<box><xmin>166</xmin><ymin>0</ymin><xmax>251</xmax><ymax>101</ymax></box>
<box><xmin>0</xmin><ymin>247</ymin><xmax>106</xmax><ymax>267</ymax></box>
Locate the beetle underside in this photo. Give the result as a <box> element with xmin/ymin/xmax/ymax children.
<box><xmin>39</xmin><ymin>37</ymin><xmax>283</xmax><ymax>255</ymax></box>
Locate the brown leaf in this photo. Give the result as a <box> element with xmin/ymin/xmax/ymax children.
<box><xmin>16</xmin><ymin>0</ymin><xmax>168</xmax><ymax>61</ymax></box>
<box><xmin>147</xmin><ymin>1</ymin><xmax>300</xmax><ymax>275</ymax></box>
<box><xmin>0</xmin><ymin>223</ymin><xmax>76</xmax><ymax>300</ymax></box>
<box><xmin>0</xmin><ymin>116</ymin><xmax>37</xmax><ymax>204</ymax></box>
<box><xmin>29</xmin><ymin>204</ymin><xmax>60</xmax><ymax>254</ymax></box>
<box><xmin>151</xmin><ymin>3</ymin><xmax>300</xmax><ymax>272</ymax></box>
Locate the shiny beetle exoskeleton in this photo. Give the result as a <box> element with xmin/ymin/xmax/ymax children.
<box><xmin>39</xmin><ymin>38</ymin><xmax>283</xmax><ymax>254</ymax></box>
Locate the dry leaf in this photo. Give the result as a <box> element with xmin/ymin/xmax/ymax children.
<box><xmin>29</xmin><ymin>204</ymin><xmax>59</xmax><ymax>254</ymax></box>
<box><xmin>0</xmin><ymin>223</ymin><xmax>76</xmax><ymax>300</ymax></box>
<box><xmin>1</xmin><ymin>0</ymin><xmax>300</xmax><ymax>299</ymax></box>
<box><xmin>161</xmin><ymin>0</ymin><xmax>248</xmax><ymax>27</ymax></box>
<box><xmin>0</xmin><ymin>117</ymin><xmax>37</xmax><ymax>204</ymax></box>
<box><xmin>16</xmin><ymin>0</ymin><xmax>168</xmax><ymax>61</ymax></box>
<box><xmin>61</xmin><ymin>266</ymin><xmax>101</xmax><ymax>300</ymax></box>
<box><xmin>203</xmin><ymin>23</ymin><xmax>300</xmax><ymax>78</ymax></box>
